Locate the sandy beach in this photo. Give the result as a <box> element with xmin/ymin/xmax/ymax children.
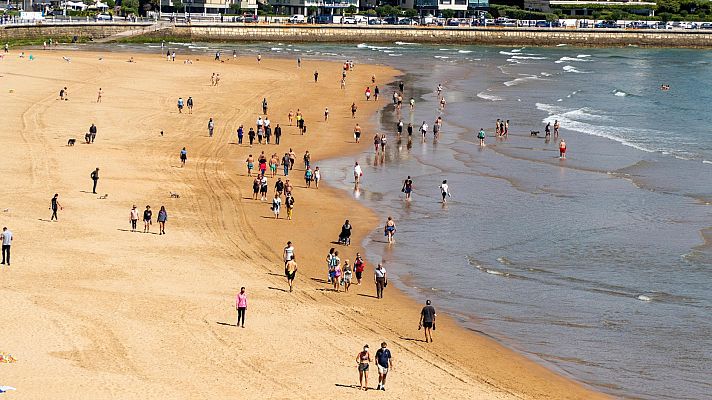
<box><xmin>0</xmin><ymin>49</ymin><xmax>608</xmax><ymax>399</ymax></box>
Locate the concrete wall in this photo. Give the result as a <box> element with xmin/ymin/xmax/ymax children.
<box><xmin>4</xmin><ymin>22</ymin><xmax>712</xmax><ymax>47</ymax></box>
<box><xmin>0</xmin><ymin>23</ymin><xmax>154</xmax><ymax>42</ymax></box>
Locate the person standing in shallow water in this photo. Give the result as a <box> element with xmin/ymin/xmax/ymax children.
<box><xmin>384</xmin><ymin>217</ymin><xmax>396</xmax><ymax>244</ymax></box>
<box><xmin>402</xmin><ymin>176</ymin><xmax>413</xmax><ymax>201</ymax></box>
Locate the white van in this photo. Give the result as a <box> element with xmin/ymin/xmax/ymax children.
<box><xmin>288</xmin><ymin>14</ymin><xmax>306</xmax><ymax>24</ymax></box>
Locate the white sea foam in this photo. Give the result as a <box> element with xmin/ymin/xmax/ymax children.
<box><xmin>458</xmin><ymin>50</ymin><xmax>473</xmax><ymax>54</ymax></box>
<box><xmin>503</xmin><ymin>75</ymin><xmax>540</xmax><ymax>87</ymax></box>
<box><xmin>637</xmin><ymin>295</ymin><xmax>652</xmax><ymax>302</ymax></box>
<box><xmin>540</xmin><ymin>72</ymin><xmax>552</xmax><ymax>77</ymax></box>
<box><xmin>577</xmin><ymin>54</ymin><xmax>592</xmax><ymax>58</ymax></box>
<box><xmin>506</xmin><ymin>58</ymin><xmax>522</xmax><ymax>64</ymax></box>
<box><xmin>512</xmin><ymin>55</ymin><xmax>548</xmax><ymax>60</ymax></box>
<box><xmin>563</xmin><ymin>65</ymin><xmax>588</xmax><ymax>73</ymax></box>
<box><xmin>499</xmin><ymin>51</ymin><xmax>518</xmax><ymax>56</ymax></box>
<box><xmin>556</xmin><ymin>43</ymin><xmax>568</xmax><ymax>47</ymax></box>
<box><xmin>555</xmin><ymin>56</ymin><xmax>591</xmax><ymax>64</ymax></box>
<box><xmin>477</xmin><ymin>90</ymin><xmax>504</xmax><ymax>101</ymax></box>
<box><xmin>614</xmin><ymin>90</ymin><xmax>628</xmax><ymax>97</ymax></box>
<box><xmin>270</xmin><ymin>47</ymin><xmax>283</xmax><ymax>51</ymax></box>
<box><xmin>388</xmin><ymin>53</ymin><xmax>403</xmax><ymax>57</ymax></box>
<box><xmin>434</xmin><ymin>56</ymin><xmax>450</xmax><ymax>59</ymax></box>
<box><xmin>394</xmin><ymin>41</ymin><xmax>419</xmax><ymax>45</ymax></box>
<box><xmin>702</xmin><ymin>160</ymin><xmax>712</xmax><ymax>164</ymax></box>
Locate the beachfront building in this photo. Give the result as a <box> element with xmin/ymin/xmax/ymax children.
<box><xmin>524</xmin><ymin>0</ymin><xmax>656</xmax><ymax>16</ymax></box>
<box><xmin>159</xmin><ymin>0</ymin><xmax>258</xmax><ymax>15</ymax></box>
<box><xmin>268</xmin><ymin>0</ymin><xmax>359</xmax><ymax>16</ymax></box>
<box><xmin>363</xmin><ymin>0</ymin><xmax>487</xmax><ymax>16</ymax></box>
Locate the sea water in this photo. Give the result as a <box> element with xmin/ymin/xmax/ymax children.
<box><xmin>95</xmin><ymin>42</ymin><xmax>712</xmax><ymax>399</ymax></box>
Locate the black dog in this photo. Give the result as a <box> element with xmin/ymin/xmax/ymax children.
<box><xmin>67</xmin><ymin>138</ymin><xmax>76</xmax><ymax>146</ymax></box>
<box><xmin>530</xmin><ymin>131</ymin><xmax>540</xmax><ymax>137</ymax></box>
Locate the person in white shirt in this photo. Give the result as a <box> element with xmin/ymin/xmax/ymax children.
<box><xmin>439</xmin><ymin>180</ymin><xmax>451</xmax><ymax>203</ymax></box>
<box><xmin>1</xmin><ymin>227</ymin><xmax>12</xmax><ymax>266</ymax></box>
<box><xmin>354</xmin><ymin>162</ymin><xmax>363</xmax><ymax>185</ymax></box>
<box><xmin>283</xmin><ymin>241</ymin><xmax>295</xmax><ymax>266</ymax></box>
<box><xmin>420</xmin><ymin>122</ymin><xmax>428</xmax><ymax>138</ymax></box>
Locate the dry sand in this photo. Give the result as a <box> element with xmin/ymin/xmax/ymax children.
<box><xmin>0</xmin><ymin>49</ymin><xmax>608</xmax><ymax>399</ymax></box>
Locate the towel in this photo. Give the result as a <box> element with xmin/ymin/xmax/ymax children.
<box><xmin>0</xmin><ymin>386</ymin><xmax>16</xmax><ymax>393</ymax></box>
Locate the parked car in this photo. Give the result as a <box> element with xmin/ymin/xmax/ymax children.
<box><xmin>535</xmin><ymin>20</ymin><xmax>551</xmax><ymax>28</ymax></box>
<box><xmin>447</xmin><ymin>18</ymin><xmax>461</xmax><ymax>26</ymax></box>
<box><xmin>342</xmin><ymin>16</ymin><xmax>357</xmax><ymax>24</ymax></box>
<box><xmin>95</xmin><ymin>13</ymin><xmax>111</xmax><ymax>21</ymax></box>
<box><xmin>314</xmin><ymin>15</ymin><xmax>331</xmax><ymax>24</ymax></box>
<box><xmin>367</xmin><ymin>18</ymin><xmax>385</xmax><ymax>25</ymax></box>
<box><xmin>398</xmin><ymin>18</ymin><xmax>418</xmax><ymax>25</ymax></box>
<box><xmin>594</xmin><ymin>21</ymin><xmax>619</xmax><ymax>28</ymax></box>
<box><xmin>495</xmin><ymin>17</ymin><xmax>517</xmax><ymax>27</ymax></box>
<box><xmin>288</xmin><ymin>14</ymin><xmax>306</xmax><ymax>24</ymax></box>
<box><xmin>243</xmin><ymin>14</ymin><xmax>257</xmax><ymax>23</ymax></box>
<box><xmin>383</xmin><ymin>16</ymin><xmax>398</xmax><ymax>25</ymax></box>
<box><xmin>701</xmin><ymin>22</ymin><xmax>712</xmax><ymax>29</ymax></box>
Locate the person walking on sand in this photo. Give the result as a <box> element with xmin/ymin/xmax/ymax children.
<box><xmin>314</xmin><ymin>70</ymin><xmax>319</xmax><ymax>83</ymax></box>
<box><xmin>129</xmin><ymin>205</ymin><xmax>139</xmax><ymax>232</ymax></box>
<box><xmin>248</xmin><ymin>127</ymin><xmax>256</xmax><ymax>147</ymax></box>
<box><xmin>283</xmin><ymin>241</ymin><xmax>295</xmax><ymax>266</ymax></box>
<box><xmin>374</xmin><ymin>85</ymin><xmax>380</xmax><ymax>101</ymax></box>
<box><xmin>304</xmin><ymin>167</ymin><xmax>313</xmax><ymax>188</ymax></box>
<box><xmin>439</xmin><ymin>180</ymin><xmax>451</xmax><ymax>203</ymax></box>
<box><xmin>236</xmin><ymin>287</ymin><xmax>247</xmax><ymax>328</ymax></box>
<box><xmin>313</xmin><ymin>166</ymin><xmax>321</xmax><ymax>189</ymax></box>
<box><xmin>303</xmin><ymin>151</ymin><xmax>311</xmax><ymax>170</ymax></box>
<box><xmin>245</xmin><ymin>154</ymin><xmax>254</xmax><ymax>176</ymax></box>
<box><xmin>252</xmin><ymin>176</ymin><xmax>260</xmax><ymax>200</ymax></box>
<box><xmin>262</xmin><ymin>97</ymin><xmax>268</xmax><ymax>114</ymax></box>
<box><xmin>180</xmin><ymin>147</ymin><xmax>187</xmax><ymax>167</ymax></box>
<box><xmin>237</xmin><ymin>125</ymin><xmax>244</xmax><ymax>145</ymax></box>
<box><xmin>271</xmin><ymin>193</ymin><xmax>281</xmax><ymax>219</ymax></box>
<box><xmin>365</xmin><ymin>86</ymin><xmax>371</xmax><ymax>101</ymax></box>
<box><xmin>342</xmin><ymin>259</ymin><xmax>353</xmax><ymax>292</ymax></box>
<box><xmin>208</xmin><ymin>118</ymin><xmax>214</xmax><ymax>137</ymax></box>
<box><xmin>260</xmin><ymin>174</ymin><xmax>268</xmax><ymax>201</ymax></box>
<box><xmin>353</xmin><ymin>162</ymin><xmax>363</xmax><ymax>186</ymax></box>
<box><xmin>375</xmin><ymin>342</ymin><xmax>394</xmax><ymax>391</ymax></box>
<box><xmin>374</xmin><ymin>263</ymin><xmax>387</xmax><ymax>299</ymax></box>
<box><xmin>157</xmin><ymin>206</ymin><xmax>167</xmax><ymax>235</ymax></box>
<box><xmin>288</xmin><ymin>110</ymin><xmax>294</xmax><ymax>125</ymax></box>
<box><xmin>354</xmin><ymin>124</ymin><xmax>362</xmax><ymax>143</ymax></box>
<box><xmin>402</xmin><ymin>176</ymin><xmax>413</xmax><ymax>201</ymax></box>
<box><xmin>356</xmin><ymin>345</ymin><xmax>371</xmax><ymax>391</ymax></box>
<box><xmin>187</xmin><ymin>96</ymin><xmax>194</xmax><ymax>114</ymax></box>
<box><xmin>96</xmin><ymin>88</ymin><xmax>103</xmax><ymax>103</ymax></box>
<box><xmin>1</xmin><ymin>227</ymin><xmax>13</xmax><ymax>266</ymax></box>
<box><xmin>285</xmin><ymin>193</ymin><xmax>295</xmax><ymax>220</ymax></box>
<box><xmin>324</xmin><ymin>107</ymin><xmax>329</xmax><ymax>121</ymax></box>
<box><xmin>351</xmin><ymin>102</ymin><xmax>357</xmax><ymax>118</ymax></box>
<box><xmin>50</xmin><ymin>193</ymin><xmax>62</xmax><ymax>221</ymax></box>
<box><xmin>285</xmin><ymin>256</ymin><xmax>298</xmax><ymax>292</ymax></box>
<box><xmin>326</xmin><ymin>248</ymin><xmax>335</xmax><ymax>283</ymax></box>
<box><xmin>477</xmin><ymin>128</ymin><xmax>486</xmax><ymax>147</ymax></box>
<box><xmin>177</xmin><ymin>97</ymin><xmax>184</xmax><ymax>113</ymax></box>
<box><xmin>89</xmin><ymin>123</ymin><xmax>97</xmax><ymax>143</ymax></box>
<box><xmin>419</xmin><ymin>300</ymin><xmax>437</xmax><ymax>343</ymax></box>
<box><xmin>384</xmin><ymin>217</ymin><xmax>396</xmax><ymax>244</ymax></box>
<box><xmin>354</xmin><ymin>253</ymin><xmax>365</xmax><ymax>285</ymax></box>
<box><xmin>274</xmin><ymin>124</ymin><xmax>282</xmax><ymax>145</ymax></box>
<box><xmin>90</xmin><ymin>168</ymin><xmax>100</xmax><ymax>194</ymax></box>
<box><xmin>281</xmin><ymin>153</ymin><xmax>290</xmax><ymax>177</ymax></box>
<box><xmin>559</xmin><ymin>139</ymin><xmax>567</xmax><ymax>159</ymax></box>
<box><xmin>332</xmin><ymin>255</ymin><xmax>342</xmax><ymax>292</ymax></box>
<box><xmin>143</xmin><ymin>205</ymin><xmax>152</xmax><ymax>233</ymax></box>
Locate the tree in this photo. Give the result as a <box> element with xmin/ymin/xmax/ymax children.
<box><xmin>173</xmin><ymin>0</ymin><xmax>184</xmax><ymax>12</ymax></box>
<box><xmin>106</xmin><ymin>0</ymin><xmax>116</xmax><ymax>7</ymax></box>
<box><xmin>404</xmin><ymin>8</ymin><xmax>418</xmax><ymax>18</ymax></box>
<box><xmin>656</xmin><ymin>0</ymin><xmax>681</xmax><ymax>14</ymax></box>
<box><xmin>441</xmin><ymin>9</ymin><xmax>455</xmax><ymax>19</ymax></box>
<box><xmin>121</xmin><ymin>0</ymin><xmax>139</xmax><ymax>14</ymax></box>
<box><xmin>307</xmin><ymin>5</ymin><xmax>318</xmax><ymax>15</ymax></box>
<box><xmin>230</xmin><ymin>2</ymin><xmax>241</xmax><ymax>14</ymax></box>
<box><xmin>364</xmin><ymin>9</ymin><xmax>377</xmax><ymax>16</ymax></box>
<box><xmin>346</xmin><ymin>5</ymin><xmax>357</xmax><ymax>15</ymax></box>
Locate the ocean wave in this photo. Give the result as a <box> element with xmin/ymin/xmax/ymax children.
<box><xmin>536</xmin><ymin>102</ymin><xmax>672</xmax><ymax>155</ymax></box>
<box><xmin>477</xmin><ymin>90</ymin><xmax>504</xmax><ymax>101</ymax></box>
<box><xmin>394</xmin><ymin>41</ymin><xmax>419</xmax><ymax>45</ymax></box>
<box><xmin>458</xmin><ymin>50</ymin><xmax>473</xmax><ymax>54</ymax></box>
<box><xmin>503</xmin><ymin>75</ymin><xmax>540</xmax><ymax>87</ymax></box>
<box><xmin>434</xmin><ymin>55</ymin><xmax>450</xmax><ymax>59</ymax></box>
<box><xmin>356</xmin><ymin>43</ymin><xmax>394</xmax><ymax>50</ymax></box>
<box><xmin>512</xmin><ymin>55</ymin><xmax>548</xmax><ymax>60</ymax></box>
<box><xmin>540</xmin><ymin>72</ymin><xmax>552</xmax><ymax>77</ymax></box>
<box><xmin>563</xmin><ymin>65</ymin><xmax>589</xmax><ymax>73</ymax></box>
<box><xmin>613</xmin><ymin>89</ymin><xmax>627</xmax><ymax>97</ymax></box>
<box><xmin>555</xmin><ymin>56</ymin><xmax>591</xmax><ymax>64</ymax></box>
<box><xmin>556</xmin><ymin>43</ymin><xmax>568</xmax><ymax>47</ymax></box>
<box><xmin>703</xmin><ymin>160</ymin><xmax>712</xmax><ymax>164</ymax></box>
<box><xmin>506</xmin><ymin>58</ymin><xmax>522</xmax><ymax>64</ymax></box>
<box><xmin>388</xmin><ymin>53</ymin><xmax>403</xmax><ymax>57</ymax></box>
<box><xmin>578</xmin><ymin>54</ymin><xmax>591</xmax><ymax>58</ymax></box>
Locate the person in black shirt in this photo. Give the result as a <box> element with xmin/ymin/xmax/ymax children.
<box><xmin>50</xmin><ymin>193</ymin><xmax>62</xmax><ymax>221</ymax></box>
<box><xmin>143</xmin><ymin>205</ymin><xmax>152</xmax><ymax>233</ymax></box>
<box><xmin>274</xmin><ymin>124</ymin><xmax>282</xmax><ymax>145</ymax></box>
<box><xmin>89</xmin><ymin>124</ymin><xmax>97</xmax><ymax>143</ymax></box>
<box><xmin>419</xmin><ymin>300</ymin><xmax>437</xmax><ymax>343</ymax></box>
<box><xmin>90</xmin><ymin>168</ymin><xmax>100</xmax><ymax>194</ymax></box>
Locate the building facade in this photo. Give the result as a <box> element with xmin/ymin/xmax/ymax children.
<box><xmin>160</xmin><ymin>0</ymin><xmax>258</xmax><ymax>14</ymax></box>
<box><xmin>525</xmin><ymin>0</ymin><xmax>655</xmax><ymax>15</ymax></box>
<box><xmin>268</xmin><ymin>0</ymin><xmax>359</xmax><ymax>16</ymax></box>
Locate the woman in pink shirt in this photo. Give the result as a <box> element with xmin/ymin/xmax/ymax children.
<box><xmin>236</xmin><ymin>287</ymin><xmax>247</xmax><ymax>328</ymax></box>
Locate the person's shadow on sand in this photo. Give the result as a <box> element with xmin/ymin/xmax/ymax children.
<box><xmin>267</xmin><ymin>286</ymin><xmax>289</xmax><ymax>293</ymax></box>
<box><xmin>216</xmin><ymin>321</ymin><xmax>236</xmax><ymax>327</ymax></box>
<box><xmin>335</xmin><ymin>383</ymin><xmax>373</xmax><ymax>391</ymax></box>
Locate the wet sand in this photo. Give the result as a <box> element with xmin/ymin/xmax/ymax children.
<box><xmin>0</xmin><ymin>50</ymin><xmax>607</xmax><ymax>399</ymax></box>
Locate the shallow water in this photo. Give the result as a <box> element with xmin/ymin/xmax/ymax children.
<box><xmin>89</xmin><ymin>42</ymin><xmax>712</xmax><ymax>399</ymax></box>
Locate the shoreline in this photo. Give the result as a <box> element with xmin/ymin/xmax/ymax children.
<box><xmin>3</xmin><ymin>23</ymin><xmax>712</xmax><ymax>48</ymax></box>
<box><xmin>1</xmin><ymin>49</ymin><xmax>608</xmax><ymax>398</ymax></box>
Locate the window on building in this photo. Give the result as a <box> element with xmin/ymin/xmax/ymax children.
<box><xmin>440</xmin><ymin>0</ymin><xmax>452</xmax><ymax>4</ymax></box>
<box><xmin>455</xmin><ymin>0</ymin><xmax>466</xmax><ymax>4</ymax></box>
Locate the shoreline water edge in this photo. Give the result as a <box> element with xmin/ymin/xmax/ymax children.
<box><xmin>2</xmin><ymin>42</ymin><xmax>709</xmax><ymax>398</ymax></box>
